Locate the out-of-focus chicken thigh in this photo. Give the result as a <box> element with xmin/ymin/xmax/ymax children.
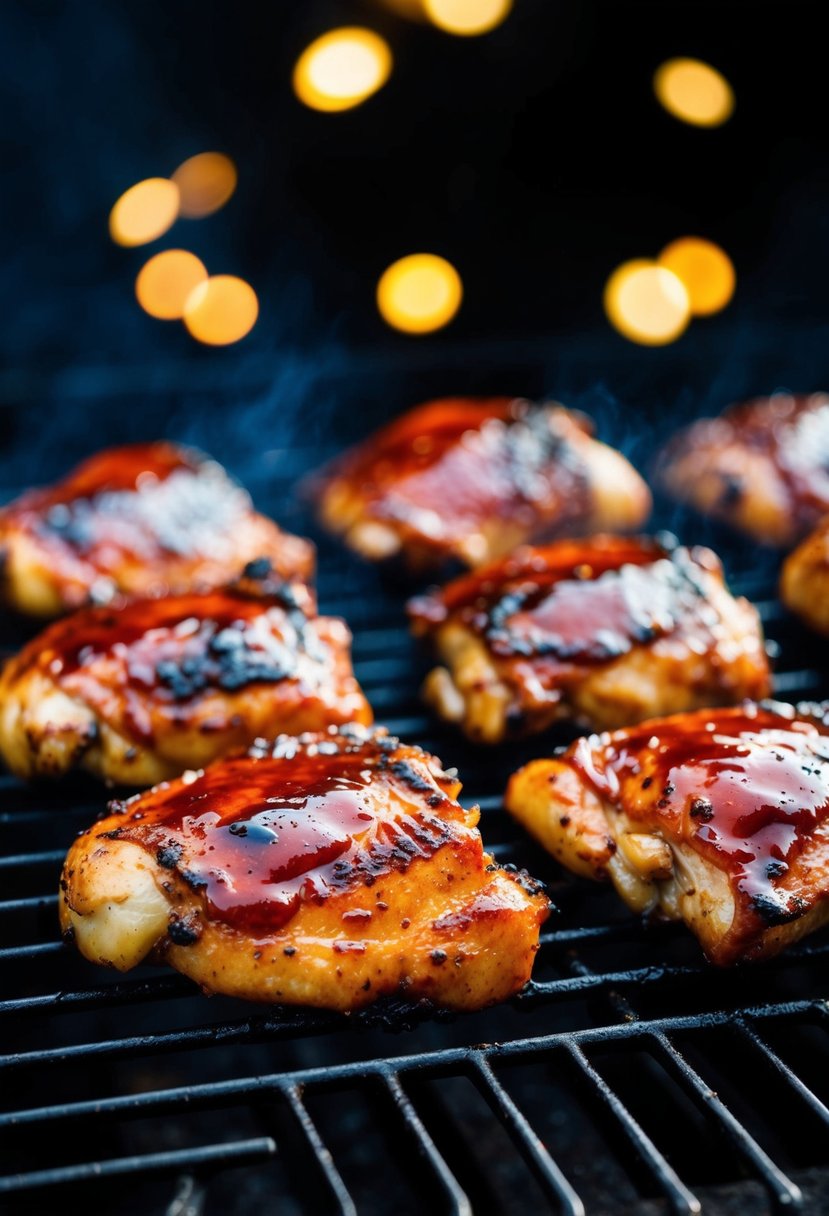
<box><xmin>0</xmin><ymin>442</ymin><xmax>314</xmax><ymax>617</ymax></box>
<box><xmin>315</xmin><ymin>398</ymin><xmax>650</xmax><ymax>569</ymax></box>
<box><xmin>780</xmin><ymin>516</ymin><xmax>829</xmax><ymax>635</ymax></box>
<box><xmin>408</xmin><ymin>536</ymin><xmax>770</xmax><ymax>742</ymax></box>
<box><xmin>60</xmin><ymin>726</ymin><xmax>550</xmax><ymax>1011</ymax></box>
<box><xmin>506</xmin><ymin>701</ymin><xmax>829</xmax><ymax>964</ymax></box>
<box><xmin>0</xmin><ymin>574</ymin><xmax>370</xmax><ymax>785</ymax></box>
<box><xmin>657</xmin><ymin>393</ymin><xmax>829</xmax><ymax>546</ymax></box>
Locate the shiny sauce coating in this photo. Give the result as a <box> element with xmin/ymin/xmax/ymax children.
<box><xmin>326</xmin><ymin>398</ymin><xmax>592</xmax><ymax>541</ymax></box>
<box><xmin>30</xmin><ymin>589</ymin><xmax>321</xmax><ymax>742</ymax></box>
<box><xmin>567</xmin><ymin>704</ymin><xmax>829</xmax><ymax>924</ymax></box>
<box><xmin>669</xmin><ymin>394</ymin><xmax>829</xmax><ymax>531</ymax></box>
<box><xmin>17</xmin><ymin>443</ymin><xmax>251</xmax><ymax>561</ymax></box>
<box><xmin>410</xmin><ymin>536</ymin><xmax>720</xmax><ymax>664</ymax></box>
<box><xmin>107</xmin><ymin>740</ymin><xmax>459</xmax><ymax>934</ymax></box>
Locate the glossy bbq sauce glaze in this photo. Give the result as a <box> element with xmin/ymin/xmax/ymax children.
<box><xmin>665</xmin><ymin>394</ymin><xmax>829</xmax><ymax>532</ymax></box>
<box><xmin>31</xmin><ymin>444</ymin><xmax>251</xmax><ymax>558</ymax></box>
<box><xmin>328</xmin><ymin>398</ymin><xmax>592</xmax><ymax>539</ymax></box>
<box><xmin>410</xmin><ymin>536</ymin><xmax>720</xmax><ymax>665</ymax></box>
<box><xmin>25</xmin><ymin>588</ymin><xmax>317</xmax><ymax>742</ymax></box>
<box><xmin>567</xmin><ymin>703</ymin><xmax>829</xmax><ymax>924</ymax></box>
<box><xmin>105</xmin><ymin>734</ymin><xmax>460</xmax><ymax>935</ymax></box>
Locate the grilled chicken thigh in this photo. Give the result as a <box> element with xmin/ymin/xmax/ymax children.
<box><xmin>60</xmin><ymin>727</ymin><xmax>549</xmax><ymax>1010</ymax></box>
<box><xmin>315</xmin><ymin>398</ymin><xmax>650</xmax><ymax>569</ymax></box>
<box><xmin>658</xmin><ymin>393</ymin><xmax>829</xmax><ymax>546</ymax></box>
<box><xmin>0</xmin><ymin>442</ymin><xmax>313</xmax><ymax>617</ymax></box>
<box><xmin>409</xmin><ymin>536</ymin><xmax>770</xmax><ymax>742</ymax></box>
<box><xmin>0</xmin><ymin>573</ymin><xmax>370</xmax><ymax>785</ymax></box>
<box><xmin>506</xmin><ymin>701</ymin><xmax>829</xmax><ymax>964</ymax></box>
<box><xmin>780</xmin><ymin>517</ymin><xmax>829</xmax><ymax>635</ymax></box>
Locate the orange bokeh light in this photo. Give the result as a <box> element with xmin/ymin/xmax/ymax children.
<box><xmin>376</xmin><ymin>253</ymin><xmax>463</xmax><ymax>334</ymax></box>
<box><xmin>135</xmin><ymin>250</ymin><xmax>208</xmax><ymax>320</ymax></box>
<box><xmin>604</xmin><ymin>259</ymin><xmax>691</xmax><ymax>346</ymax></box>
<box><xmin>293</xmin><ymin>28</ymin><xmax>392</xmax><ymax>112</ymax></box>
<box><xmin>423</xmin><ymin>0</ymin><xmax>512</xmax><ymax>35</ymax></box>
<box><xmin>658</xmin><ymin>237</ymin><xmax>736</xmax><ymax>316</ymax></box>
<box><xmin>654</xmin><ymin>58</ymin><xmax>734</xmax><ymax>128</ymax></box>
<box><xmin>109</xmin><ymin>178</ymin><xmax>180</xmax><ymax>247</ymax></box>
<box><xmin>183</xmin><ymin>275</ymin><xmax>259</xmax><ymax>345</ymax></box>
<box><xmin>172</xmin><ymin>152</ymin><xmax>238</xmax><ymax>219</ymax></box>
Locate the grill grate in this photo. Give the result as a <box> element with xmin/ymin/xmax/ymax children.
<box><xmin>2</xmin><ymin>441</ymin><xmax>829</xmax><ymax>1215</ymax></box>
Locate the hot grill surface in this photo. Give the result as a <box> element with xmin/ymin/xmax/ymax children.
<box><xmin>2</xmin><ymin>411</ymin><xmax>829</xmax><ymax>1216</ymax></box>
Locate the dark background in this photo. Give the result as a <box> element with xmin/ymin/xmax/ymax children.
<box><xmin>0</xmin><ymin>0</ymin><xmax>826</xmax><ymax>489</ymax></box>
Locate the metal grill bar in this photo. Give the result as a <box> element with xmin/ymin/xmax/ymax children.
<box><xmin>0</xmin><ymin>1138</ymin><xmax>277</xmax><ymax>1195</ymax></box>
<box><xmin>469</xmin><ymin>1054</ymin><xmax>585</xmax><ymax>1216</ymax></box>
<box><xmin>380</xmin><ymin>1073</ymin><xmax>472</xmax><ymax>1216</ymax></box>
<box><xmin>735</xmin><ymin>1020</ymin><xmax>829</xmax><ymax>1129</ymax></box>
<box><xmin>565</xmin><ymin>951</ymin><xmax>804</xmax><ymax>1210</ymax></box>
<box><xmin>563</xmin><ymin>1041</ymin><xmax>700</xmax><ymax>1216</ymax></box>
<box><xmin>1</xmin><ymin>1004</ymin><xmax>820</xmax><ymax>1133</ymax></box>
<box><xmin>650</xmin><ymin>1033</ymin><xmax>802</xmax><ymax>1209</ymax></box>
<box><xmin>283</xmin><ymin>1086</ymin><xmax>357</xmax><ymax>1216</ymax></box>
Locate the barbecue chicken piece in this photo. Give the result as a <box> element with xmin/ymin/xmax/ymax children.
<box><xmin>780</xmin><ymin>517</ymin><xmax>829</xmax><ymax>635</ymax></box>
<box><xmin>315</xmin><ymin>397</ymin><xmax>650</xmax><ymax>569</ymax></box>
<box><xmin>0</xmin><ymin>573</ymin><xmax>370</xmax><ymax>786</ymax></box>
<box><xmin>657</xmin><ymin>392</ymin><xmax>829</xmax><ymax>547</ymax></box>
<box><xmin>408</xmin><ymin>536</ymin><xmax>770</xmax><ymax>743</ymax></box>
<box><xmin>60</xmin><ymin>726</ymin><xmax>550</xmax><ymax>1010</ymax></box>
<box><xmin>506</xmin><ymin>701</ymin><xmax>829</xmax><ymax>965</ymax></box>
<box><xmin>0</xmin><ymin>442</ymin><xmax>314</xmax><ymax>617</ymax></box>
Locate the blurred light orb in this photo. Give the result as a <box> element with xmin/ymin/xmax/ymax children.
<box><xmin>659</xmin><ymin>237</ymin><xmax>736</xmax><ymax>316</ymax></box>
<box><xmin>293</xmin><ymin>28</ymin><xmax>392</xmax><ymax>112</ymax></box>
<box><xmin>109</xmin><ymin>178</ymin><xmax>179</xmax><ymax>246</ymax></box>
<box><xmin>183</xmin><ymin>275</ymin><xmax>259</xmax><ymax>345</ymax></box>
<box><xmin>172</xmin><ymin>152</ymin><xmax>238</xmax><ymax>218</ymax></box>
<box><xmin>135</xmin><ymin>250</ymin><xmax>208</xmax><ymax>320</ymax></box>
<box><xmin>424</xmin><ymin>0</ymin><xmax>512</xmax><ymax>35</ymax></box>
<box><xmin>653</xmin><ymin>58</ymin><xmax>734</xmax><ymax>127</ymax></box>
<box><xmin>377</xmin><ymin>253</ymin><xmax>463</xmax><ymax>334</ymax></box>
<box><xmin>604</xmin><ymin>259</ymin><xmax>691</xmax><ymax>346</ymax></box>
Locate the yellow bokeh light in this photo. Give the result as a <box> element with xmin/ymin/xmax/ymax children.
<box><xmin>109</xmin><ymin>178</ymin><xmax>180</xmax><ymax>247</ymax></box>
<box><xmin>424</xmin><ymin>0</ymin><xmax>512</xmax><ymax>35</ymax></box>
<box><xmin>183</xmin><ymin>275</ymin><xmax>259</xmax><ymax>346</ymax></box>
<box><xmin>377</xmin><ymin>253</ymin><xmax>463</xmax><ymax>334</ymax></box>
<box><xmin>135</xmin><ymin>250</ymin><xmax>208</xmax><ymax>321</ymax></box>
<box><xmin>293</xmin><ymin>28</ymin><xmax>392</xmax><ymax>112</ymax></box>
<box><xmin>172</xmin><ymin>152</ymin><xmax>238</xmax><ymax>219</ymax></box>
<box><xmin>604</xmin><ymin>259</ymin><xmax>691</xmax><ymax>346</ymax></box>
<box><xmin>659</xmin><ymin>237</ymin><xmax>736</xmax><ymax>317</ymax></box>
<box><xmin>653</xmin><ymin>58</ymin><xmax>734</xmax><ymax>128</ymax></box>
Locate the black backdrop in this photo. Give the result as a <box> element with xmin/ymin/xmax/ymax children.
<box><xmin>0</xmin><ymin>1</ymin><xmax>826</xmax><ymax>486</ymax></box>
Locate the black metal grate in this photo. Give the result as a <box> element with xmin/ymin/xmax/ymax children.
<box><xmin>3</xmin><ymin>435</ymin><xmax>829</xmax><ymax>1216</ymax></box>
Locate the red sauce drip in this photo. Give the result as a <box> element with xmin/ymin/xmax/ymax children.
<box><xmin>568</xmin><ymin>705</ymin><xmax>829</xmax><ymax>923</ymax></box>
<box><xmin>113</xmin><ymin>747</ymin><xmax>455</xmax><ymax>934</ymax></box>
<box><xmin>411</xmin><ymin>537</ymin><xmax>718</xmax><ymax>664</ymax></box>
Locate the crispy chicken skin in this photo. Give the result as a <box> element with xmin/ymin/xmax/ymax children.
<box><xmin>0</xmin><ymin>442</ymin><xmax>314</xmax><ymax>617</ymax></box>
<box><xmin>658</xmin><ymin>393</ymin><xmax>829</xmax><ymax>547</ymax></box>
<box><xmin>780</xmin><ymin>517</ymin><xmax>829</xmax><ymax>635</ymax></box>
<box><xmin>506</xmin><ymin>701</ymin><xmax>829</xmax><ymax>965</ymax></box>
<box><xmin>60</xmin><ymin>727</ymin><xmax>549</xmax><ymax>1011</ymax></box>
<box><xmin>315</xmin><ymin>398</ymin><xmax>651</xmax><ymax>569</ymax></box>
<box><xmin>0</xmin><ymin>573</ymin><xmax>370</xmax><ymax>786</ymax></box>
<box><xmin>408</xmin><ymin>536</ymin><xmax>770</xmax><ymax>743</ymax></box>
